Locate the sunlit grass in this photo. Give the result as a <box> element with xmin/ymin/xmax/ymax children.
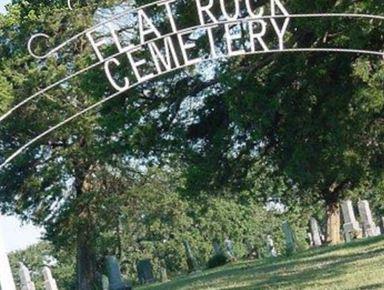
<box><xmin>139</xmin><ymin>236</ymin><xmax>384</xmax><ymax>290</ymax></box>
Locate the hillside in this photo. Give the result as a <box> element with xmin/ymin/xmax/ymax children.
<box><xmin>139</xmin><ymin>236</ymin><xmax>384</xmax><ymax>290</ymax></box>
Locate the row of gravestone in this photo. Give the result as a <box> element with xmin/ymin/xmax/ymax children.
<box><xmin>341</xmin><ymin>199</ymin><xmax>381</xmax><ymax>241</ymax></box>
<box><xmin>103</xmin><ymin>255</ymin><xmax>170</xmax><ymax>289</ymax></box>
<box><xmin>307</xmin><ymin>199</ymin><xmax>383</xmax><ymax>248</ymax></box>
<box><xmin>102</xmin><ymin>237</ymin><xmax>266</xmax><ymax>288</ymax></box>
<box><xmin>15</xmin><ymin>257</ymin><xmax>132</xmax><ymax>290</ymax></box>
<box><xmin>105</xmin><ymin>200</ymin><xmax>384</xmax><ymax>289</ymax></box>
<box><xmin>17</xmin><ymin>263</ymin><xmax>58</xmax><ymax>290</ymax></box>
<box><xmin>10</xmin><ymin>199</ymin><xmax>382</xmax><ymax>290</ymax></box>
<box><xmin>128</xmin><ymin>199</ymin><xmax>382</xmax><ymax>286</ymax></box>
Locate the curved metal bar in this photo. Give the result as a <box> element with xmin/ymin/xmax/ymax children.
<box><xmin>4</xmin><ymin>17</ymin><xmax>260</xmax><ymax>123</ymax></box>
<box><xmin>1</xmin><ymin>47</ymin><xmax>383</xmax><ymax>170</ymax></box>
<box><xmin>68</xmin><ymin>0</ymin><xmax>73</xmax><ymax>10</ymax></box>
<box><xmin>27</xmin><ymin>11</ymin><xmax>384</xmax><ymax>59</ymax></box>
<box><xmin>27</xmin><ymin>33</ymin><xmax>52</xmax><ymax>59</ymax></box>
<box><xmin>28</xmin><ymin>0</ymin><xmax>172</xmax><ymax>59</ymax></box>
<box><xmin>3</xmin><ymin>13</ymin><xmax>384</xmax><ymax>124</ymax></box>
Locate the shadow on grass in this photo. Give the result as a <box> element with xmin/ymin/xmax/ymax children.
<box><xmin>139</xmin><ymin>236</ymin><xmax>384</xmax><ymax>290</ymax></box>
<box><xmin>224</xmin><ymin>249</ymin><xmax>384</xmax><ymax>289</ymax></box>
<box><xmin>356</xmin><ymin>283</ymin><xmax>384</xmax><ymax>290</ymax></box>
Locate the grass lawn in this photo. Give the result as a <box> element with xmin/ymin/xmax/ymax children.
<box><xmin>138</xmin><ymin>236</ymin><xmax>384</xmax><ymax>290</ymax></box>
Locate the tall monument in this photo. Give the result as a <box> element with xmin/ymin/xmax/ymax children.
<box><xmin>0</xmin><ymin>223</ymin><xmax>17</xmax><ymax>290</ymax></box>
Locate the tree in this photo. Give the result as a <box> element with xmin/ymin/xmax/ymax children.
<box><xmin>1</xmin><ymin>4</ymin><xmax>383</xmax><ymax>290</ymax></box>
<box><xmin>0</xmin><ymin>1</ymin><xmax>129</xmax><ymax>288</ymax></box>
<box><xmin>87</xmin><ymin>166</ymin><xmax>296</xmax><ymax>278</ymax></box>
<box><xmin>95</xmin><ymin>0</ymin><xmax>384</xmax><ymax>244</ymax></box>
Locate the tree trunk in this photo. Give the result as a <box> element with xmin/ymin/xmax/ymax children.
<box><xmin>74</xmin><ymin>163</ymin><xmax>100</xmax><ymax>290</ymax></box>
<box><xmin>76</xmin><ymin>226</ymin><xmax>99</xmax><ymax>290</ymax></box>
<box><xmin>326</xmin><ymin>202</ymin><xmax>341</xmax><ymax>245</ymax></box>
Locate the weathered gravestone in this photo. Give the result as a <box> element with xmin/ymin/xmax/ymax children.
<box><xmin>212</xmin><ymin>241</ymin><xmax>222</xmax><ymax>256</ymax></box>
<box><xmin>0</xmin><ymin>227</ymin><xmax>16</xmax><ymax>290</ymax></box>
<box><xmin>183</xmin><ymin>240</ymin><xmax>198</xmax><ymax>272</ymax></box>
<box><xmin>105</xmin><ymin>256</ymin><xmax>132</xmax><ymax>290</ymax></box>
<box><xmin>310</xmin><ymin>217</ymin><xmax>322</xmax><ymax>247</ymax></box>
<box><xmin>159</xmin><ymin>267</ymin><xmax>168</xmax><ymax>283</ymax></box>
<box><xmin>19</xmin><ymin>263</ymin><xmax>36</xmax><ymax>290</ymax></box>
<box><xmin>341</xmin><ymin>200</ymin><xmax>362</xmax><ymax>242</ymax></box>
<box><xmin>101</xmin><ymin>275</ymin><xmax>109</xmax><ymax>290</ymax></box>
<box><xmin>266</xmin><ymin>235</ymin><xmax>277</xmax><ymax>257</ymax></box>
<box><xmin>224</xmin><ymin>237</ymin><xmax>235</xmax><ymax>260</ymax></box>
<box><xmin>307</xmin><ymin>232</ymin><xmax>313</xmax><ymax>246</ymax></box>
<box><xmin>357</xmin><ymin>200</ymin><xmax>379</xmax><ymax>237</ymax></box>
<box><xmin>42</xmin><ymin>267</ymin><xmax>58</xmax><ymax>290</ymax></box>
<box><xmin>282</xmin><ymin>221</ymin><xmax>296</xmax><ymax>255</ymax></box>
<box><xmin>136</xmin><ymin>259</ymin><xmax>155</xmax><ymax>285</ymax></box>
<box><xmin>381</xmin><ymin>217</ymin><xmax>384</xmax><ymax>235</ymax></box>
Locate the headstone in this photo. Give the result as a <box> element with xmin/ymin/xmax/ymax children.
<box><xmin>42</xmin><ymin>267</ymin><xmax>58</xmax><ymax>290</ymax></box>
<box><xmin>307</xmin><ymin>232</ymin><xmax>313</xmax><ymax>246</ymax></box>
<box><xmin>224</xmin><ymin>238</ymin><xmax>235</xmax><ymax>260</ymax></box>
<box><xmin>310</xmin><ymin>217</ymin><xmax>322</xmax><ymax>247</ymax></box>
<box><xmin>105</xmin><ymin>256</ymin><xmax>132</xmax><ymax>290</ymax></box>
<box><xmin>282</xmin><ymin>221</ymin><xmax>296</xmax><ymax>255</ymax></box>
<box><xmin>102</xmin><ymin>275</ymin><xmax>109</xmax><ymax>290</ymax></box>
<box><xmin>266</xmin><ymin>235</ymin><xmax>277</xmax><ymax>257</ymax></box>
<box><xmin>183</xmin><ymin>240</ymin><xmax>198</xmax><ymax>272</ymax></box>
<box><xmin>381</xmin><ymin>217</ymin><xmax>384</xmax><ymax>235</ymax></box>
<box><xmin>19</xmin><ymin>263</ymin><xmax>36</xmax><ymax>290</ymax></box>
<box><xmin>212</xmin><ymin>241</ymin><xmax>222</xmax><ymax>256</ymax></box>
<box><xmin>341</xmin><ymin>200</ymin><xmax>362</xmax><ymax>242</ymax></box>
<box><xmin>159</xmin><ymin>267</ymin><xmax>168</xmax><ymax>283</ymax></box>
<box><xmin>0</xmin><ymin>227</ymin><xmax>16</xmax><ymax>290</ymax></box>
<box><xmin>357</xmin><ymin>200</ymin><xmax>379</xmax><ymax>237</ymax></box>
<box><xmin>136</xmin><ymin>259</ymin><xmax>155</xmax><ymax>285</ymax></box>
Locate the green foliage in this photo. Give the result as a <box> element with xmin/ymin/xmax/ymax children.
<box><xmin>5</xmin><ymin>167</ymin><xmax>306</xmax><ymax>289</ymax></box>
<box><xmin>8</xmin><ymin>242</ymin><xmax>75</xmax><ymax>290</ymax></box>
<box><xmin>92</xmin><ymin>167</ymin><xmax>308</xmax><ymax>281</ymax></box>
<box><xmin>0</xmin><ymin>0</ymin><xmax>383</xmax><ymax>288</ymax></box>
<box><xmin>0</xmin><ymin>74</ymin><xmax>13</xmax><ymax>113</ymax></box>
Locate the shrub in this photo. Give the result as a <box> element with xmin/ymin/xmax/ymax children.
<box><xmin>207</xmin><ymin>253</ymin><xmax>228</xmax><ymax>269</ymax></box>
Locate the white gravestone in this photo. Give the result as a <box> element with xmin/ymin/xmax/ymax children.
<box><xmin>224</xmin><ymin>238</ymin><xmax>235</xmax><ymax>260</ymax></box>
<box><xmin>310</xmin><ymin>217</ymin><xmax>322</xmax><ymax>247</ymax></box>
<box><xmin>42</xmin><ymin>267</ymin><xmax>58</xmax><ymax>290</ymax></box>
<box><xmin>212</xmin><ymin>242</ymin><xmax>221</xmax><ymax>256</ymax></box>
<box><xmin>307</xmin><ymin>232</ymin><xmax>313</xmax><ymax>246</ymax></box>
<box><xmin>160</xmin><ymin>267</ymin><xmax>168</xmax><ymax>283</ymax></box>
<box><xmin>341</xmin><ymin>200</ymin><xmax>362</xmax><ymax>242</ymax></box>
<box><xmin>0</xmin><ymin>228</ymin><xmax>16</xmax><ymax>290</ymax></box>
<box><xmin>381</xmin><ymin>217</ymin><xmax>384</xmax><ymax>234</ymax></box>
<box><xmin>19</xmin><ymin>263</ymin><xmax>36</xmax><ymax>290</ymax></box>
<box><xmin>266</xmin><ymin>235</ymin><xmax>277</xmax><ymax>257</ymax></box>
<box><xmin>357</xmin><ymin>200</ymin><xmax>379</xmax><ymax>237</ymax></box>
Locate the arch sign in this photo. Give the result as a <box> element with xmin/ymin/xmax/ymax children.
<box><xmin>1</xmin><ymin>0</ymin><xmax>384</xmax><ymax>169</ymax></box>
<box><xmin>94</xmin><ymin>0</ymin><xmax>290</xmax><ymax>92</ymax></box>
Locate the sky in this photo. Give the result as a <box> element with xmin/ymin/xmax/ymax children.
<box><xmin>0</xmin><ymin>0</ymin><xmax>43</xmax><ymax>254</ymax></box>
<box><xmin>0</xmin><ymin>216</ymin><xmax>42</xmax><ymax>253</ymax></box>
<box><xmin>0</xmin><ymin>0</ymin><xmax>10</xmax><ymax>14</ymax></box>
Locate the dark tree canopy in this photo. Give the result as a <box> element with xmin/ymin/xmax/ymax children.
<box><xmin>0</xmin><ymin>0</ymin><xmax>383</xmax><ymax>288</ymax></box>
